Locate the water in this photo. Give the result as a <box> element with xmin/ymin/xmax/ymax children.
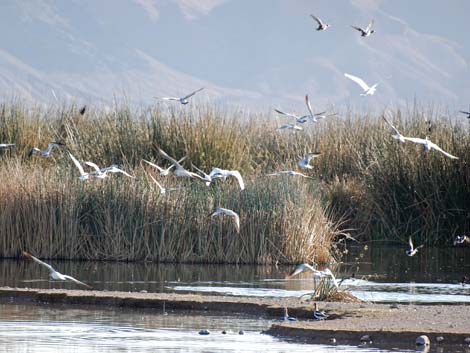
<box><xmin>0</xmin><ymin>304</ymin><xmax>414</xmax><ymax>353</ymax></box>
<box><xmin>2</xmin><ymin>245</ymin><xmax>469</xmax><ymax>304</ymax></box>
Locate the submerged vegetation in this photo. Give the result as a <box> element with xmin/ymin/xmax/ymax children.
<box><xmin>0</xmin><ymin>101</ymin><xmax>468</xmax><ymax>263</ymax></box>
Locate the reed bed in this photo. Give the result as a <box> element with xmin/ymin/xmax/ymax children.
<box><xmin>0</xmin><ymin>101</ymin><xmax>468</xmax><ymax>262</ymax></box>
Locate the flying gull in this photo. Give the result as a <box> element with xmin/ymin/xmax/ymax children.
<box><xmin>210</xmin><ymin>207</ymin><xmax>240</xmax><ymax>233</ymax></box>
<box><xmin>344</xmin><ymin>73</ymin><xmax>378</xmax><ymax>96</ymax></box>
<box><xmin>155</xmin><ymin>87</ymin><xmax>204</xmax><ymax>105</ymax></box>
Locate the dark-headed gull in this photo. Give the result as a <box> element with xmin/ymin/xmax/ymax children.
<box><xmin>155</xmin><ymin>87</ymin><xmax>204</xmax><ymax>105</ymax></box>
<box><xmin>406</xmin><ymin>237</ymin><xmax>423</xmax><ymax>257</ymax></box>
<box><xmin>298</xmin><ymin>152</ymin><xmax>321</xmax><ymax>169</ymax></box>
<box><xmin>210</xmin><ymin>207</ymin><xmax>240</xmax><ymax>233</ymax></box>
<box><xmin>351</xmin><ymin>19</ymin><xmax>375</xmax><ymax>37</ymax></box>
<box><xmin>29</xmin><ymin>142</ymin><xmax>65</xmax><ymax>157</ymax></box>
<box><xmin>344</xmin><ymin>73</ymin><xmax>378</xmax><ymax>96</ymax></box>
<box><xmin>310</xmin><ymin>14</ymin><xmax>330</xmax><ymax>31</ymax></box>
<box><xmin>23</xmin><ymin>251</ymin><xmax>93</xmax><ymax>289</ymax></box>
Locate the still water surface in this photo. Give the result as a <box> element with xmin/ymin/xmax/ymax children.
<box><xmin>1</xmin><ymin>245</ymin><xmax>468</xmax><ymax>304</ymax></box>
<box><xmin>0</xmin><ymin>303</ymin><xmax>417</xmax><ymax>353</ymax></box>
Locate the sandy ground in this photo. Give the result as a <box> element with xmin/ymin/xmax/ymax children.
<box><xmin>1</xmin><ymin>287</ymin><xmax>469</xmax><ymax>349</ymax></box>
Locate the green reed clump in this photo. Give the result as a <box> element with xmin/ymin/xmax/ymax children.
<box><xmin>0</xmin><ymin>100</ymin><xmax>468</xmax><ymax>254</ymax></box>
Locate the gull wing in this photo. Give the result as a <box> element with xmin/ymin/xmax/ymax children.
<box><xmin>142</xmin><ymin>159</ymin><xmax>165</xmax><ymax>173</ymax></box>
<box><xmin>232</xmin><ymin>212</ymin><xmax>240</xmax><ymax>233</ymax></box>
<box><xmin>183</xmin><ymin>87</ymin><xmax>205</xmax><ymax>100</ymax></box>
<box><xmin>84</xmin><ymin>161</ymin><xmax>102</xmax><ymax>173</ymax></box>
<box><xmin>157</xmin><ymin>146</ymin><xmax>182</xmax><ymax>167</ymax></box>
<box><xmin>0</xmin><ymin>143</ymin><xmax>14</xmax><ymax>148</ymax></box>
<box><xmin>344</xmin><ymin>73</ymin><xmax>370</xmax><ymax>91</ymax></box>
<box><xmin>62</xmin><ymin>274</ymin><xmax>93</xmax><ymax>289</ymax></box>
<box><xmin>310</xmin><ymin>14</ymin><xmax>323</xmax><ymax>26</ymax></box>
<box><xmin>459</xmin><ymin>111</ymin><xmax>470</xmax><ymax>115</ymax></box>
<box><xmin>68</xmin><ymin>152</ymin><xmax>87</xmax><ymax>176</ymax></box>
<box><xmin>428</xmin><ymin>142</ymin><xmax>459</xmax><ymax>159</ymax></box>
<box><xmin>23</xmin><ymin>251</ymin><xmax>55</xmax><ymax>272</ymax></box>
<box><xmin>274</xmin><ymin>109</ymin><xmax>298</xmax><ymax>118</ymax></box>
<box><xmin>105</xmin><ymin>167</ymin><xmax>135</xmax><ymax>178</ymax></box>
<box><xmin>365</xmin><ymin>19</ymin><xmax>374</xmax><ymax>33</ymax></box>
<box><xmin>287</xmin><ymin>263</ymin><xmax>315</xmax><ymax>278</ymax></box>
<box><xmin>382</xmin><ymin>115</ymin><xmax>402</xmax><ymax>136</ymax></box>
<box><xmin>305</xmin><ymin>95</ymin><xmax>314</xmax><ymax>117</ymax></box>
<box><xmin>147</xmin><ymin>172</ymin><xmax>165</xmax><ymax>192</ymax></box>
<box><xmin>402</xmin><ymin>136</ymin><xmax>426</xmax><ymax>144</ymax></box>
<box><xmin>351</xmin><ymin>26</ymin><xmax>364</xmax><ymax>33</ymax></box>
<box><xmin>408</xmin><ymin>237</ymin><xmax>414</xmax><ymax>251</ymax></box>
<box><xmin>156</xmin><ymin>97</ymin><xmax>180</xmax><ymax>101</ymax></box>
<box><xmin>229</xmin><ymin>170</ymin><xmax>245</xmax><ymax>190</ymax></box>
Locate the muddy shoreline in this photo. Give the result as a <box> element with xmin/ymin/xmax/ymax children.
<box><xmin>1</xmin><ymin>287</ymin><xmax>469</xmax><ymax>349</ymax></box>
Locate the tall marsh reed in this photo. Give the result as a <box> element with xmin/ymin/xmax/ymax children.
<box><xmin>0</xmin><ymin>101</ymin><xmax>468</xmax><ymax>263</ymax></box>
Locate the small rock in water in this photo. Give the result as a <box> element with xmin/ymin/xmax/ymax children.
<box><xmin>360</xmin><ymin>335</ymin><xmax>371</xmax><ymax>342</ymax></box>
<box><xmin>198</xmin><ymin>329</ymin><xmax>210</xmax><ymax>335</ymax></box>
<box><xmin>238</xmin><ymin>330</ymin><xmax>244</xmax><ymax>335</ymax></box>
<box><xmin>389</xmin><ymin>303</ymin><xmax>399</xmax><ymax>309</ymax></box>
<box><xmin>435</xmin><ymin>336</ymin><xmax>444</xmax><ymax>343</ymax></box>
<box><xmin>464</xmin><ymin>337</ymin><xmax>470</xmax><ymax>344</ymax></box>
<box><xmin>221</xmin><ymin>330</ymin><xmax>227</xmax><ymax>335</ymax></box>
<box><xmin>140</xmin><ymin>290</ymin><xmax>148</xmax><ymax>293</ymax></box>
<box><xmin>329</xmin><ymin>337</ymin><xmax>336</xmax><ymax>344</ymax></box>
<box><xmin>415</xmin><ymin>335</ymin><xmax>430</xmax><ymax>346</ymax></box>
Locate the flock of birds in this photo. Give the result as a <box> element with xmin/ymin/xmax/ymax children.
<box><xmin>0</xmin><ymin>12</ymin><xmax>468</xmax><ymax>318</ymax></box>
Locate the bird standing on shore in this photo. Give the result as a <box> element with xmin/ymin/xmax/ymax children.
<box><xmin>310</xmin><ymin>14</ymin><xmax>330</xmax><ymax>31</ymax></box>
<box><xmin>406</xmin><ymin>237</ymin><xmax>423</xmax><ymax>257</ymax></box>
<box><xmin>351</xmin><ymin>20</ymin><xmax>375</xmax><ymax>37</ymax></box>
<box><xmin>23</xmin><ymin>251</ymin><xmax>93</xmax><ymax>289</ymax></box>
<box><xmin>210</xmin><ymin>207</ymin><xmax>240</xmax><ymax>233</ymax></box>
<box><xmin>155</xmin><ymin>87</ymin><xmax>204</xmax><ymax>105</ymax></box>
<box><xmin>313</xmin><ymin>302</ymin><xmax>329</xmax><ymax>320</ymax></box>
<box><xmin>29</xmin><ymin>142</ymin><xmax>65</xmax><ymax>157</ymax></box>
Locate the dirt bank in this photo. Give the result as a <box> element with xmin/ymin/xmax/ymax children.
<box><xmin>1</xmin><ymin>287</ymin><xmax>469</xmax><ymax>349</ymax></box>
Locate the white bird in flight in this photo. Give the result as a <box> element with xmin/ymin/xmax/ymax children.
<box><xmin>265</xmin><ymin>170</ymin><xmax>314</xmax><ymax>179</ymax></box>
<box><xmin>156</xmin><ymin>146</ymin><xmax>206</xmax><ymax>181</ymax></box>
<box><xmin>0</xmin><ymin>143</ymin><xmax>15</xmax><ymax>148</ymax></box>
<box><xmin>23</xmin><ymin>251</ymin><xmax>93</xmax><ymax>289</ymax></box>
<box><xmin>401</xmin><ymin>136</ymin><xmax>459</xmax><ymax>159</ymax></box>
<box><xmin>155</xmin><ymin>87</ymin><xmax>204</xmax><ymax>105</ymax></box>
<box><xmin>142</xmin><ymin>157</ymin><xmax>187</xmax><ymax>176</ymax></box>
<box><xmin>85</xmin><ymin>162</ymin><xmax>135</xmax><ymax>179</ymax></box>
<box><xmin>344</xmin><ymin>73</ymin><xmax>378</xmax><ymax>96</ymax></box>
<box><xmin>298</xmin><ymin>152</ymin><xmax>321</xmax><ymax>169</ymax></box>
<box><xmin>209</xmin><ymin>168</ymin><xmax>245</xmax><ymax>191</ymax></box>
<box><xmin>310</xmin><ymin>14</ymin><xmax>330</xmax><ymax>31</ymax></box>
<box><xmin>276</xmin><ymin>123</ymin><xmax>303</xmax><ymax>131</ymax></box>
<box><xmin>351</xmin><ymin>19</ymin><xmax>375</xmax><ymax>37</ymax></box>
<box><xmin>210</xmin><ymin>207</ymin><xmax>240</xmax><ymax>233</ymax></box>
<box><xmin>29</xmin><ymin>141</ymin><xmax>65</xmax><ymax>157</ymax></box>
<box><xmin>406</xmin><ymin>237</ymin><xmax>423</xmax><ymax>257</ymax></box>
<box><xmin>287</xmin><ymin>263</ymin><xmax>338</xmax><ymax>288</ymax></box>
<box><xmin>274</xmin><ymin>109</ymin><xmax>310</xmax><ymax>124</ymax></box>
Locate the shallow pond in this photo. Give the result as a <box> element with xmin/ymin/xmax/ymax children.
<box><xmin>0</xmin><ymin>303</ymin><xmax>422</xmax><ymax>353</ymax></box>
<box><xmin>1</xmin><ymin>245</ymin><xmax>469</xmax><ymax>303</ymax></box>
